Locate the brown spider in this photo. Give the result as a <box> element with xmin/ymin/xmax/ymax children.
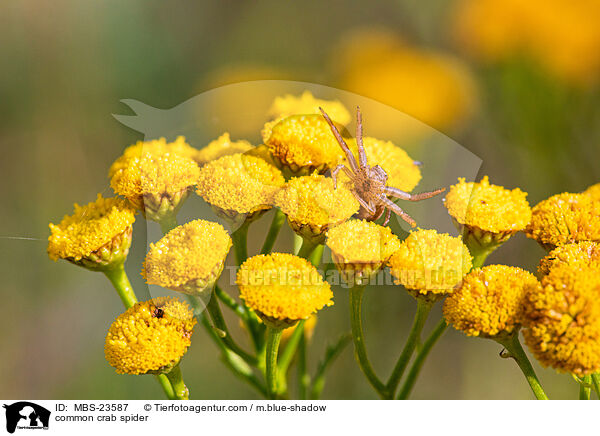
<box><xmin>319</xmin><ymin>106</ymin><xmax>445</xmax><ymax>227</ymax></box>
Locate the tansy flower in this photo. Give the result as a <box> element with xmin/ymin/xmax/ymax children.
<box><xmin>523</xmin><ymin>264</ymin><xmax>600</xmax><ymax>376</ymax></box>
<box><xmin>525</xmin><ymin>193</ymin><xmax>600</xmax><ymax>251</ymax></box>
<box><xmin>538</xmin><ymin>241</ymin><xmax>600</xmax><ymax>276</ymax></box>
<box><xmin>334</xmin><ymin>28</ymin><xmax>476</xmax><ymax>132</ymax></box>
<box><xmin>237</xmin><ymin>253</ymin><xmax>334</xmax><ymax>327</ymax></box>
<box><xmin>326</xmin><ymin>219</ymin><xmax>401</xmax><ymax>285</ymax></box>
<box><xmin>444</xmin><ymin>176</ymin><xmax>532</xmax><ymax>260</ymax></box>
<box><xmin>195</xmin><ymin>133</ymin><xmax>254</xmax><ymax>166</ymax></box>
<box><xmin>142</xmin><ymin>220</ymin><xmax>232</xmax><ymax>296</ymax></box>
<box><xmin>443</xmin><ymin>265</ymin><xmax>540</xmax><ymax>338</ymax></box>
<box><xmin>262</xmin><ymin>91</ymin><xmax>351</xmax><ymax>143</ymax></box>
<box><xmin>274</xmin><ymin>173</ymin><xmax>359</xmax><ymax>245</ymax></box>
<box><xmin>105</xmin><ymin>297</ymin><xmax>196</xmax><ymax>375</ymax></box>
<box><xmin>388</xmin><ymin>229</ymin><xmax>472</xmax><ymax>300</ymax></box>
<box><xmin>48</xmin><ymin>194</ymin><xmax>136</xmax><ymax>270</ymax></box>
<box><xmin>266</xmin><ymin>114</ymin><xmax>347</xmax><ymax>177</ymax></box>
<box><xmin>109</xmin><ymin>138</ymin><xmax>200</xmax><ymax>223</ymax></box>
<box><xmin>452</xmin><ymin>0</ymin><xmax>600</xmax><ymax>85</ymax></box>
<box><xmin>584</xmin><ymin>183</ymin><xmax>600</xmax><ymax>201</ymax></box>
<box><xmin>196</xmin><ymin>153</ymin><xmax>285</xmax><ymax>227</ymax></box>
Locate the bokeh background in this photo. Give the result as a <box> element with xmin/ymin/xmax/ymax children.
<box><xmin>1</xmin><ymin>0</ymin><xmax>599</xmax><ymax>399</ymax></box>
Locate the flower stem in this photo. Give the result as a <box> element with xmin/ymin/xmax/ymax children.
<box><xmin>231</xmin><ymin>222</ymin><xmax>250</xmax><ymax>265</ymax></box>
<box><xmin>165</xmin><ymin>364</ymin><xmax>189</xmax><ymax>400</ymax></box>
<box><xmin>103</xmin><ymin>265</ymin><xmax>138</xmax><ymax>309</ymax></box>
<box><xmin>385</xmin><ymin>298</ymin><xmax>433</xmax><ymax>398</ymax></box>
<box><xmin>261</xmin><ymin>210</ymin><xmax>286</xmax><ymax>254</ymax></box>
<box><xmin>265</xmin><ymin>326</ymin><xmax>284</xmax><ymax>399</ymax></box>
<box><xmin>297</xmin><ymin>333</ymin><xmax>309</xmax><ymax>400</ymax></box>
<box><xmin>592</xmin><ymin>373</ymin><xmax>600</xmax><ymax>398</ymax></box>
<box><xmin>496</xmin><ymin>333</ymin><xmax>549</xmax><ymax>400</ymax></box>
<box><xmin>397</xmin><ymin>319</ymin><xmax>448</xmax><ymax>399</ymax></box>
<box><xmin>579</xmin><ymin>375</ymin><xmax>592</xmax><ymax>400</ymax></box>
<box><xmin>297</xmin><ymin>238</ymin><xmax>318</xmax><ymax>259</ymax></box>
<box><xmin>349</xmin><ymin>284</ymin><xmax>387</xmax><ymax>397</ymax></box>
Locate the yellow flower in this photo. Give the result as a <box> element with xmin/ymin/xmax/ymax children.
<box><xmin>335</xmin><ymin>29</ymin><xmax>476</xmax><ymax>131</ymax></box>
<box><xmin>143</xmin><ymin>220</ymin><xmax>232</xmax><ymax>296</ymax></box>
<box><xmin>326</xmin><ymin>219</ymin><xmax>401</xmax><ymax>285</ymax></box>
<box><xmin>109</xmin><ymin>138</ymin><xmax>200</xmax><ymax>222</ymax></box>
<box><xmin>538</xmin><ymin>241</ymin><xmax>600</xmax><ymax>276</ymax></box>
<box><xmin>266</xmin><ymin>114</ymin><xmax>347</xmax><ymax>176</ymax></box>
<box><xmin>443</xmin><ymin>265</ymin><xmax>539</xmax><ymax>338</ymax></box>
<box><xmin>48</xmin><ymin>194</ymin><xmax>135</xmax><ymax>270</ymax></box>
<box><xmin>584</xmin><ymin>183</ymin><xmax>600</xmax><ymax>201</ymax></box>
<box><xmin>105</xmin><ymin>297</ymin><xmax>196</xmax><ymax>375</ymax></box>
<box><xmin>196</xmin><ymin>153</ymin><xmax>285</xmax><ymax>226</ymax></box>
<box><xmin>195</xmin><ymin>133</ymin><xmax>254</xmax><ymax>166</ymax></box>
<box><xmin>525</xmin><ymin>192</ymin><xmax>600</xmax><ymax>251</ymax></box>
<box><xmin>453</xmin><ymin>0</ymin><xmax>600</xmax><ymax>85</ymax></box>
<box><xmin>523</xmin><ymin>264</ymin><xmax>600</xmax><ymax>375</ymax></box>
<box><xmin>274</xmin><ymin>173</ymin><xmax>359</xmax><ymax>244</ymax></box>
<box><xmin>444</xmin><ymin>176</ymin><xmax>531</xmax><ymax>256</ymax></box>
<box><xmin>388</xmin><ymin>229</ymin><xmax>473</xmax><ymax>300</ymax></box>
<box><xmin>237</xmin><ymin>253</ymin><xmax>333</xmax><ymax>327</ymax></box>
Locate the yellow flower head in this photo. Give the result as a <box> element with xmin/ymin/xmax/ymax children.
<box><xmin>196</xmin><ymin>153</ymin><xmax>285</xmax><ymax>224</ymax></box>
<box><xmin>195</xmin><ymin>133</ymin><xmax>254</xmax><ymax>166</ymax></box>
<box><xmin>538</xmin><ymin>241</ymin><xmax>600</xmax><ymax>276</ymax></box>
<box><xmin>237</xmin><ymin>253</ymin><xmax>334</xmax><ymax>326</ymax></box>
<box><xmin>525</xmin><ymin>193</ymin><xmax>600</xmax><ymax>251</ymax></box>
<box><xmin>326</xmin><ymin>219</ymin><xmax>401</xmax><ymax>285</ymax></box>
<box><xmin>48</xmin><ymin>194</ymin><xmax>136</xmax><ymax>269</ymax></box>
<box><xmin>585</xmin><ymin>183</ymin><xmax>600</xmax><ymax>201</ymax></box>
<box><xmin>388</xmin><ymin>229</ymin><xmax>473</xmax><ymax>299</ymax></box>
<box><xmin>109</xmin><ymin>138</ymin><xmax>200</xmax><ymax>221</ymax></box>
<box><xmin>523</xmin><ymin>264</ymin><xmax>600</xmax><ymax>375</ymax></box>
<box><xmin>453</xmin><ymin>0</ymin><xmax>600</xmax><ymax>85</ymax></box>
<box><xmin>266</xmin><ymin>114</ymin><xmax>347</xmax><ymax>176</ymax></box>
<box><xmin>105</xmin><ymin>297</ymin><xmax>196</xmax><ymax>375</ymax></box>
<box><xmin>274</xmin><ymin>173</ymin><xmax>359</xmax><ymax>244</ymax></box>
<box><xmin>143</xmin><ymin>220</ymin><xmax>232</xmax><ymax>295</ymax></box>
<box><xmin>443</xmin><ymin>265</ymin><xmax>539</xmax><ymax>338</ymax></box>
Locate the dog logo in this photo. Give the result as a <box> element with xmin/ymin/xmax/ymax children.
<box><xmin>3</xmin><ymin>402</ymin><xmax>50</xmax><ymax>433</ymax></box>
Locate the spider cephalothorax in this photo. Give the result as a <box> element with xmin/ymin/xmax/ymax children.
<box><xmin>320</xmin><ymin>106</ymin><xmax>445</xmax><ymax>227</ymax></box>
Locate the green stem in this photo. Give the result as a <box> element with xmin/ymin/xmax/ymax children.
<box><xmin>310</xmin><ymin>333</ymin><xmax>352</xmax><ymax>400</ymax></box>
<box><xmin>265</xmin><ymin>326</ymin><xmax>284</xmax><ymax>399</ymax></box>
<box><xmin>293</xmin><ymin>233</ymin><xmax>303</xmax><ymax>255</ymax></box>
<box><xmin>103</xmin><ymin>265</ymin><xmax>138</xmax><ymax>309</ymax></box>
<box><xmin>232</xmin><ymin>222</ymin><xmax>250</xmax><ymax>265</ymax></box>
<box><xmin>206</xmin><ymin>293</ymin><xmax>257</xmax><ymax>365</ymax></box>
<box><xmin>579</xmin><ymin>375</ymin><xmax>592</xmax><ymax>400</ymax></box>
<box><xmin>297</xmin><ymin>238</ymin><xmax>318</xmax><ymax>259</ymax></box>
<box><xmin>297</xmin><ymin>333</ymin><xmax>309</xmax><ymax>400</ymax></box>
<box><xmin>278</xmin><ymin>321</ymin><xmax>305</xmax><ymax>376</ymax></box>
<box><xmin>155</xmin><ymin>374</ymin><xmax>176</xmax><ymax>399</ymax></box>
<box><xmin>592</xmin><ymin>374</ymin><xmax>600</xmax><ymax>399</ymax></box>
<box><xmin>397</xmin><ymin>319</ymin><xmax>448</xmax><ymax>399</ymax></box>
<box><xmin>496</xmin><ymin>333</ymin><xmax>549</xmax><ymax>400</ymax></box>
<box><xmin>349</xmin><ymin>284</ymin><xmax>387</xmax><ymax>397</ymax></box>
<box><xmin>261</xmin><ymin>210</ymin><xmax>286</xmax><ymax>254</ymax></box>
<box><xmin>385</xmin><ymin>299</ymin><xmax>433</xmax><ymax>398</ymax></box>
<box><xmin>158</xmin><ymin>213</ymin><xmax>178</xmax><ymax>234</ymax></box>
<box><xmin>165</xmin><ymin>364</ymin><xmax>189</xmax><ymax>400</ymax></box>
<box><xmin>308</xmin><ymin>244</ymin><xmax>324</xmax><ymax>267</ymax></box>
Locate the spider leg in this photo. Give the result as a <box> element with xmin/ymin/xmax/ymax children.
<box><xmin>380</xmin><ymin>195</ymin><xmax>417</xmax><ymax>227</ymax></box>
<box><xmin>331</xmin><ymin>164</ymin><xmax>354</xmax><ymax>189</ymax></box>
<box><xmin>382</xmin><ymin>208</ymin><xmax>392</xmax><ymax>226</ymax></box>
<box><xmin>352</xmin><ymin>191</ymin><xmax>376</xmax><ymax>216</ymax></box>
<box><xmin>355</xmin><ymin>106</ymin><xmax>367</xmax><ymax>168</ymax></box>
<box><xmin>384</xmin><ymin>186</ymin><xmax>446</xmax><ymax>201</ymax></box>
<box><xmin>319</xmin><ymin>107</ymin><xmax>359</xmax><ymax>173</ymax></box>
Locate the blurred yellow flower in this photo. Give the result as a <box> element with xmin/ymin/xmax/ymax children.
<box><xmin>523</xmin><ymin>264</ymin><xmax>600</xmax><ymax>376</ymax></box>
<box><xmin>525</xmin><ymin>193</ymin><xmax>600</xmax><ymax>251</ymax></box>
<box><xmin>584</xmin><ymin>183</ymin><xmax>600</xmax><ymax>201</ymax></box>
<box><xmin>105</xmin><ymin>297</ymin><xmax>196</xmax><ymax>375</ymax></box>
<box><xmin>109</xmin><ymin>138</ymin><xmax>200</xmax><ymax>222</ymax></box>
<box><xmin>453</xmin><ymin>0</ymin><xmax>600</xmax><ymax>85</ymax></box>
<box><xmin>388</xmin><ymin>229</ymin><xmax>472</xmax><ymax>299</ymax></box>
<box><xmin>443</xmin><ymin>265</ymin><xmax>539</xmax><ymax>337</ymax></box>
<box><xmin>48</xmin><ymin>194</ymin><xmax>135</xmax><ymax>269</ymax></box>
<box><xmin>335</xmin><ymin>29</ymin><xmax>476</xmax><ymax>131</ymax></box>
<box><xmin>196</xmin><ymin>153</ymin><xmax>285</xmax><ymax>224</ymax></box>
<box><xmin>195</xmin><ymin>133</ymin><xmax>254</xmax><ymax>167</ymax></box>
<box><xmin>538</xmin><ymin>241</ymin><xmax>600</xmax><ymax>276</ymax></box>
<box><xmin>142</xmin><ymin>220</ymin><xmax>232</xmax><ymax>296</ymax></box>
<box><xmin>237</xmin><ymin>253</ymin><xmax>333</xmax><ymax>325</ymax></box>
<box><xmin>326</xmin><ymin>219</ymin><xmax>400</xmax><ymax>285</ymax></box>
<box><xmin>274</xmin><ymin>173</ymin><xmax>359</xmax><ymax>244</ymax></box>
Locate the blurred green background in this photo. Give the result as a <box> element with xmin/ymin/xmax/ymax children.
<box><xmin>1</xmin><ymin>0</ymin><xmax>599</xmax><ymax>400</ymax></box>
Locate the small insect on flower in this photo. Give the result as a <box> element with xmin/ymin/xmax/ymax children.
<box><xmin>320</xmin><ymin>107</ymin><xmax>445</xmax><ymax>227</ymax></box>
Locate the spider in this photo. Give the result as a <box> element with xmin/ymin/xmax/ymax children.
<box><xmin>320</xmin><ymin>106</ymin><xmax>445</xmax><ymax>227</ymax></box>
